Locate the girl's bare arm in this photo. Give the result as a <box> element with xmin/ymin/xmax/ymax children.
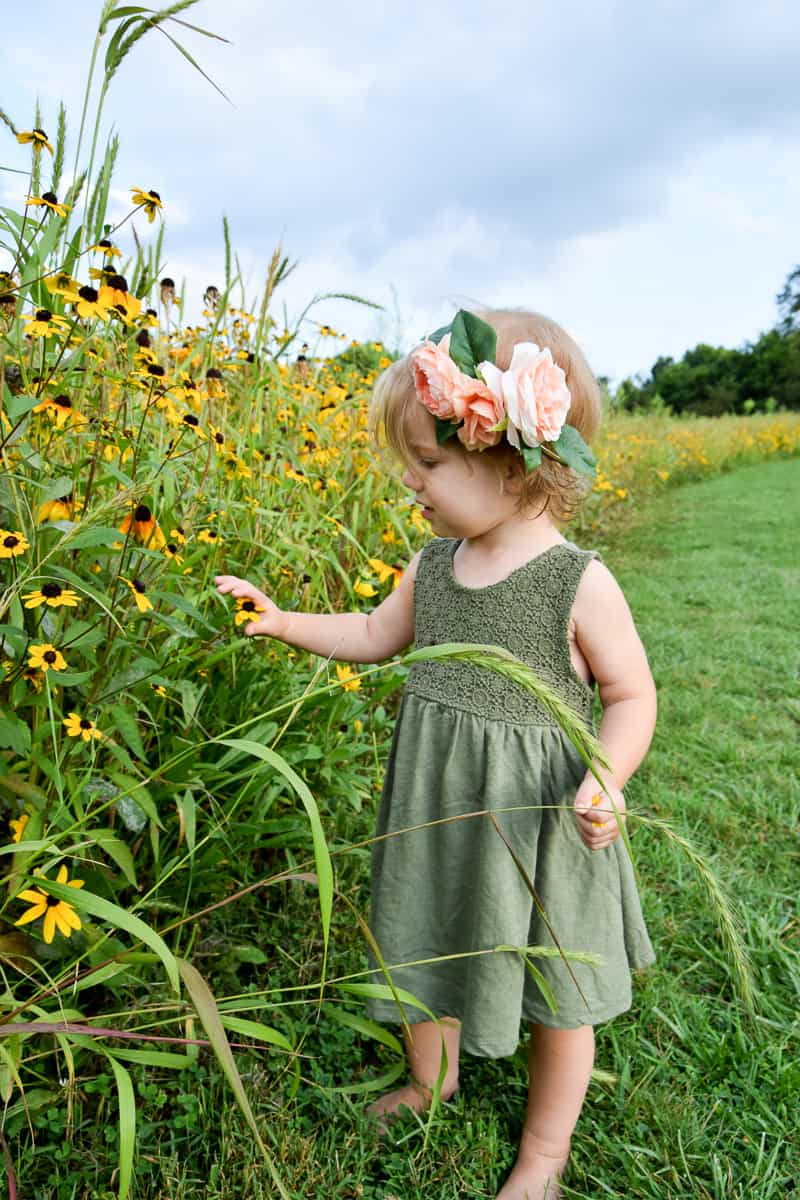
<box><xmin>572</xmin><ymin>559</ymin><xmax>658</xmax><ymax>791</ymax></box>
<box><xmin>213</xmin><ymin>549</ymin><xmax>422</xmax><ymax>665</ymax></box>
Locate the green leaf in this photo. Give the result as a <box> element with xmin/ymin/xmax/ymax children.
<box><xmin>0</xmin><ymin>715</ymin><xmax>31</xmax><ymax>756</ymax></box>
<box><xmin>106</xmin><ymin>1047</ymin><xmax>192</xmax><ymax>1070</ymax></box>
<box><xmin>521</xmin><ymin>445</ymin><xmax>543</xmax><ymax>473</ymax></box>
<box><xmin>519</xmin><ymin>953</ymin><xmax>558</xmax><ymax>1014</ymax></box>
<box><xmin>87</xmin><ymin>828</ymin><xmax>138</xmax><ymax>887</ymax></box>
<box><xmin>427</xmin><ymin>321</ymin><xmax>452</xmax><ymax>345</ymax></box>
<box><xmin>326</xmin><ymin>1007</ymin><xmax>403</xmax><ymax>1054</ymax></box>
<box><xmin>218</xmin><ymin>1014</ymin><xmax>293</xmax><ymax>1052</ymax></box>
<box><xmin>332</xmin><ymin>981</ymin><xmax>436</xmax><ymax>1017</ymax></box>
<box><xmin>66</xmin><ymin>525</ymin><xmax>124</xmax><ymax>550</ymax></box>
<box><xmin>447</xmin><ymin>309</ymin><xmax>497</xmax><ymax>378</ymax></box>
<box><xmin>106</xmin><ymin>771</ymin><xmax>162</xmax><ymax>828</ymax></box>
<box><xmin>220</xmin><ymin>739</ymin><xmax>332</xmax><ymax>980</ymax></box>
<box><xmin>5</xmin><ymin>393</ymin><xmax>40</xmax><ymax>423</ymax></box>
<box><xmin>108</xmin><ymin>705</ymin><xmax>146</xmax><ymax>761</ymax></box>
<box><xmin>434</xmin><ymin>417</ymin><xmax>460</xmax><ymax>446</ymax></box>
<box><xmin>34</xmin><ymin>878</ymin><xmax>179</xmax><ymax>993</ymax></box>
<box><xmin>548</xmin><ymin>424</ymin><xmax>597</xmax><ymax>478</ymax></box>
<box><xmin>104</xmin><ymin>1054</ymin><xmax>135</xmax><ymax>1200</ymax></box>
<box><xmin>0</xmin><ymin>624</ymin><xmax>29</xmax><ymax>652</ymax></box>
<box><xmin>177</xmin><ymin>959</ymin><xmax>290</xmax><ymax>1198</ymax></box>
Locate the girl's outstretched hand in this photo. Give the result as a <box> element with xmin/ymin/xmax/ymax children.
<box><xmin>213</xmin><ymin>574</ymin><xmax>289</xmax><ymax>639</ymax></box>
<box><xmin>573</xmin><ymin>778</ymin><xmax>627</xmax><ymax>851</ymax></box>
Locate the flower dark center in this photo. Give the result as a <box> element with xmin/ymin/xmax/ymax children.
<box><xmin>206</xmin><ymin>368</ymin><xmax>222</xmax><ymax>380</ymax></box>
<box><xmin>42</xmin><ymin>582</ymin><xmax>63</xmax><ymax>598</ymax></box>
<box><xmin>167</xmin><ymin>543</ymin><xmax>178</xmax><ymax>554</ymax></box>
<box><xmin>147</xmin><ymin>364</ymin><xmax>165</xmax><ymax>377</ymax></box>
<box><xmin>108</xmin><ymin>274</ymin><xmax>128</xmax><ymax>292</ymax></box>
<box><xmin>79</xmin><ymin>285</ymin><xmax>99</xmax><ymax>302</ymax></box>
<box><xmin>34</xmin><ymin>128</ymin><xmax>48</xmax><ymax>138</ymax></box>
<box><xmin>54</xmin><ymin>394</ymin><xmax>71</xmax><ymax>408</ymax></box>
<box><xmin>133</xmin><ymin>579</ymin><xmax>145</xmax><ymax>593</ymax></box>
<box><xmin>80</xmin><ymin>719</ymin><xmax>92</xmax><ymax>730</ymax></box>
<box><xmin>4</xmin><ymin>535</ymin><xmax>19</xmax><ymax>548</ymax></box>
<box><xmin>44</xmin><ymin>650</ymin><xmax>57</xmax><ymax>663</ymax></box>
<box><xmin>214</xmin><ymin>432</ymin><xmax>224</xmax><ymax>444</ymax></box>
<box><xmin>242</xmin><ymin>599</ymin><xmax>255</xmax><ymax>611</ymax></box>
<box><xmin>161</xmin><ymin>277</ymin><xmax>174</xmax><ymax>288</ymax></box>
<box><xmin>45</xmin><ymin>894</ymin><xmax>61</xmax><ymax>908</ymax></box>
<box><xmin>182</xmin><ymin>414</ymin><xmax>199</xmax><ymax>426</ymax></box>
<box><xmin>35</xmin><ymin>309</ymin><xmax>53</xmax><ymax>322</ymax></box>
<box><xmin>135</xmin><ymin>504</ymin><xmax>152</xmax><ymax>522</ymax></box>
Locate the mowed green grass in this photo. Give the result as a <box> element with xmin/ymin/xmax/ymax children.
<box><xmin>15</xmin><ymin>460</ymin><xmax>799</xmax><ymax>1198</ymax></box>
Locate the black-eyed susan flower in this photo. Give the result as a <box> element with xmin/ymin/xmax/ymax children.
<box><xmin>120</xmin><ymin>576</ymin><xmax>153</xmax><ymax>613</ymax></box>
<box><xmin>98</xmin><ymin>274</ymin><xmax>141</xmax><ymax>321</ymax></box>
<box><xmin>118</xmin><ymin>503</ymin><xmax>167</xmax><ymax>550</ymax></box>
<box><xmin>367</xmin><ymin>557</ymin><xmax>404</xmax><ymax>589</ymax></box>
<box><xmin>73</xmin><ymin>285</ymin><xmax>111</xmax><ymax>320</ymax></box>
<box><xmin>197</xmin><ymin>528</ymin><xmax>221</xmax><ymax>545</ymax></box>
<box><xmin>169</xmin><ymin>526</ymin><xmax>186</xmax><ymax>545</ymax></box>
<box><xmin>354</xmin><ymin>579</ymin><xmax>378</xmax><ymax>598</ymax></box>
<box><xmin>131</xmin><ymin>188</ymin><xmax>162</xmax><ymax>222</ymax></box>
<box><xmin>88</xmin><ymin>238</ymin><xmax>122</xmax><ymax>258</ymax></box>
<box><xmin>62</xmin><ymin>712</ymin><xmax>102</xmax><ymax>742</ymax></box>
<box><xmin>32</xmin><ymin>393</ymin><xmax>82</xmax><ymax>429</ymax></box>
<box><xmin>27</xmin><ymin>643</ymin><xmax>68</xmax><ymax>673</ymax></box>
<box><xmin>17</xmin><ymin>128</ymin><xmax>53</xmax><ymax>154</ymax></box>
<box><xmin>23</xmin><ymin>309</ymin><xmax>69</xmax><ymax>339</ymax></box>
<box><xmin>234</xmin><ymin>596</ymin><xmax>266</xmax><ymax>626</ymax></box>
<box><xmin>36</xmin><ymin>492</ymin><xmax>78</xmax><ymax>525</ymax></box>
<box><xmin>180</xmin><ymin>412</ymin><xmax>204</xmax><ymax>435</ymax></box>
<box><xmin>22</xmin><ymin>581</ymin><xmax>79</xmax><ymax>609</ymax></box>
<box><xmin>163</xmin><ymin>542</ymin><xmax>184</xmax><ymax>564</ymax></box>
<box><xmin>26</xmin><ymin>192</ymin><xmax>69</xmax><ymax>218</ymax></box>
<box><xmin>44</xmin><ymin>271</ymin><xmax>80</xmax><ymax>302</ymax></box>
<box><xmin>0</xmin><ymin>530</ymin><xmax>29</xmax><ymax>558</ymax></box>
<box><xmin>10</xmin><ymin>813</ymin><xmax>29</xmax><ymax>843</ymax></box>
<box><xmin>336</xmin><ymin>664</ymin><xmax>361</xmax><ymax>692</ymax></box>
<box><xmin>14</xmin><ymin>865</ymin><xmax>84</xmax><ymax>943</ymax></box>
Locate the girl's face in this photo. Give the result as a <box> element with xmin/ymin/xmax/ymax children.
<box><xmin>399</xmin><ymin>404</ymin><xmax>520</xmax><ymax>540</ymax></box>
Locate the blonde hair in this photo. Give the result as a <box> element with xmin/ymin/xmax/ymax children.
<box><xmin>368</xmin><ymin>307</ymin><xmax>603</xmax><ymax>524</ymax></box>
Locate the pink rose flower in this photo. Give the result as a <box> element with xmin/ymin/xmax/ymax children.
<box><xmin>479</xmin><ymin>343</ymin><xmax>571</xmax><ymax>449</ymax></box>
<box><xmin>457</xmin><ymin>388</ymin><xmax>505</xmax><ymax>451</ymax></box>
<box><xmin>411</xmin><ymin>334</ymin><xmax>468</xmax><ymax>421</ymax></box>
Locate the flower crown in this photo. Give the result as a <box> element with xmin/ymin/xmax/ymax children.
<box><xmin>410</xmin><ymin>309</ymin><xmax>596</xmax><ymax>478</ymax></box>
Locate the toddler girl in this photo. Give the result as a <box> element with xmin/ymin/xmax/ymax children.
<box><xmin>214</xmin><ymin>307</ymin><xmax>657</xmax><ymax>1200</ymax></box>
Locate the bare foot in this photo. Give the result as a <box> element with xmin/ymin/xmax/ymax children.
<box><xmin>495</xmin><ymin>1150</ymin><xmax>569</xmax><ymax>1200</ymax></box>
<box><xmin>365</xmin><ymin>1078</ymin><xmax>457</xmax><ymax>1133</ymax></box>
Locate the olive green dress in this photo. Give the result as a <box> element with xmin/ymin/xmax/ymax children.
<box><xmin>366</xmin><ymin>537</ymin><xmax>656</xmax><ymax>1058</ymax></box>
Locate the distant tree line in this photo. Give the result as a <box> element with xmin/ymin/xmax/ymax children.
<box><xmin>612</xmin><ymin>266</ymin><xmax>800</xmax><ymax>415</ymax></box>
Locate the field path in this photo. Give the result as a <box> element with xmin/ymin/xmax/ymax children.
<box><xmin>574</xmin><ymin>457</ymin><xmax>798</xmax><ymax>1199</ymax></box>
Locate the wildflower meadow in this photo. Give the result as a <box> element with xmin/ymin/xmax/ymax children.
<box><xmin>1</xmin><ymin>5</ymin><xmax>798</xmax><ymax>1198</ymax></box>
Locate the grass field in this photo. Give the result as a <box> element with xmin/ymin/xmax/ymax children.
<box><xmin>10</xmin><ymin>456</ymin><xmax>798</xmax><ymax>1199</ymax></box>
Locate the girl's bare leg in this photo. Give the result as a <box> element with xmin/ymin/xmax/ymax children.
<box><xmin>497</xmin><ymin>1023</ymin><xmax>595</xmax><ymax>1200</ymax></box>
<box><xmin>365</xmin><ymin>1017</ymin><xmax>461</xmax><ymax>1123</ymax></box>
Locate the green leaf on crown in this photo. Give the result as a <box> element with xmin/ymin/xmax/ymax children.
<box><xmin>521</xmin><ymin>445</ymin><xmax>543</xmax><ymax>473</ymax></box>
<box><xmin>547</xmin><ymin>425</ymin><xmax>597</xmax><ymax>478</ymax></box>
<box><xmin>447</xmin><ymin>310</ymin><xmax>497</xmax><ymax>379</ymax></box>
<box><xmin>428</xmin><ymin>322</ymin><xmax>452</xmax><ymax>345</ymax></box>
<box><xmin>434</xmin><ymin>417</ymin><xmax>461</xmax><ymax>445</ymax></box>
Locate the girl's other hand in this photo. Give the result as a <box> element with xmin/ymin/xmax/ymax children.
<box><xmin>573</xmin><ymin>779</ymin><xmax>627</xmax><ymax>851</ymax></box>
<box><xmin>213</xmin><ymin>574</ymin><xmax>288</xmax><ymax>639</ymax></box>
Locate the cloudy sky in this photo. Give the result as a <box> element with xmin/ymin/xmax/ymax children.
<box><xmin>3</xmin><ymin>0</ymin><xmax>799</xmax><ymax>384</ymax></box>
